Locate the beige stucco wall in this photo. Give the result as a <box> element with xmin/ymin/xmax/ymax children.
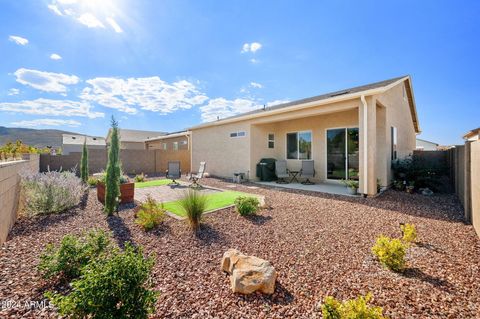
<box><xmin>0</xmin><ymin>154</ymin><xmax>39</xmax><ymax>244</ymax></box>
<box><xmin>191</xmin><ymin>122</ymin><xmax>251</xmax><ymax>178</ymax></box>
<box><xmin>471</xmin><ymin>140</ymin><xmax>480</xmax><ymax>237</ymax></box>
<box><xmin>377</xmin><ymin>82</ymin><xmax>417</xmax><ymax>185</ymax></box>
<box><xmin>146</xmin><ymin>136</ymin><xmax>191</xmax><ymax>173</ymax></box>
<box><xmin>120</xmin><ymin>141</ymin><xmax>146</xmax><ymax>150</ymax></box>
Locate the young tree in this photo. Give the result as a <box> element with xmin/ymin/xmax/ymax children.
<box><xmin>104</xmin><ymin>117</ymin><xmax>121</xmax><ymax>215</ymax></box>
<box><xmin>80</xmin><ymin>137</ymin><xmax>89</xmax><ymax>183</ymax></box>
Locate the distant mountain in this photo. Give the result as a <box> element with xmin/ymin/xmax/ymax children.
<box><xmin>0</xmin><ymin>126</ymin><xmax>80</xmax><ymax>148</ymax></box>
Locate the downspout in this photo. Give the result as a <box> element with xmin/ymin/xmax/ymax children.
<box><xmin>361</xmin><ymin>95</ymin><xmax>368</xmax><ymax>195</ymax></box>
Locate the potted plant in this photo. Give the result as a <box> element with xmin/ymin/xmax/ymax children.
<box><xmin>393</xmin><ymin>180</ymin><xmax>404</xmax><ymax>191</ymax></box>
<box><xmin>342</xmin><ymin>179</ymin><xmax>359</xmax><ymax>195</ymax></box>
<box><xmin>406</xmin><ymin>181</ymin><xmax>415</xmax><ymax>194</ymax></box>
<box><xmin>97</xmin><ymin>174</ymin><xmax>135</xmax><ymax>204</ymax></box>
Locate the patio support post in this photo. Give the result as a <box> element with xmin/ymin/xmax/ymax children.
<box><xmin>359</xmin><ymin>95</ymin><xmax>377</xmax><ymax>196</ymax></box>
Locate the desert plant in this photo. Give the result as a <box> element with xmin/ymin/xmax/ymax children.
<box><xmin>135</xmin><ymin>195</ymin><xmax>165</xmax><ymax>231</ymax></box>
<box><xmin>80</xmin><ymin>138</ymin><xmax>88</xmax><ymax>183</ymax></box>
<box><xmin>87</xmin><ymin>176</ymin><xmax>98</xmax><ymax>187</ymax></box>
<box><xmin>134</xmin><ymin>173</ymin><xmax>146</xmax><ymax>183</ymax></box>
<box><xmin>38</xmin><ymin>230</ymin><xmax>111</xmax><ymax>280</ymax></box>
<box><xmin>322</xmin><ymin>293</ymin><xmax>387</xmax><ymax>319</ymax></box>
<box><xmin>400</xmin><ymin>223</ymin><xmax>417</xmax><ymax>244</ymax></box>
<box><xmin>21</xmin><ymin>170</ymin><xmax>86</xmax><ymax>216</ymax></box>
<box><xmin>235</xmin><ymin>196</ymin><xmax>260</xmax><ymax>216</ymax></box>
<box><xmin>179</xmin><ymin>189</ymin><xmax>208</xmax><ymax>231</ymax></box>
<box><xmin>104</xmin><ymin>116</ymin><xmax>121</xmax><ymax>215</ymax></box>
<box><xmin>371</xmin><ymin>235</ymin><xmax>407</xmax><ymax>272</ymax></box>
<box><xmin>45</xmin><ymin>243</ymin><xmax>157</xmax><ymax>319</ymax></box>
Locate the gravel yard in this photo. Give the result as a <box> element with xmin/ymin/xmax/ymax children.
<box><xmin>1</xmin><ymin>177</ymin><xmax>479</xmax><ymax>318</ymax></box>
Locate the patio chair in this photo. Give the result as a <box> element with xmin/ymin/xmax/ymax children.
<box><xmin>189</xmin><ymin>161</ymin><xmax>206</xmax><ymax>188</ymax></box>
<box><xmin>166</xmin><ymin>161</ymin><xmax>181</xmax><ymax>185</ymax></box>
<box><xmin>275</xmin><ymin>160</ymin><xmax>290</xmax><ymax>184</ymax></box>
<box><xmin>300</xmin><ymin>160</ymin><xmax>315</xmax><ymax>185</ymax></box>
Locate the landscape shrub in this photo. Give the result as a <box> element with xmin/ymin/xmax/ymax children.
<box><xmin>400</xmin><ymin>223</ymin><xmax>417</xmax><ymax>244</ymax></box>
<box><xmin>322</xmin><ymin>293</ymin><xmax>387</xmax><ymax>319</ymax></box>
<box><xmin>104</xmin><ymin>116</ymin><xmax>122</xmax><ymax>215</ymax></box>
<box><xmin>80</xmin><ymin>139</ymin><xmax>88</xmax><ymax>183</ymax></box>
<box><xmin>134</xmin><ymin>173</ymin><xmax>146</xmax><ymax>182</ymax></box>
<box><xmin>135</xmin><ymin>195</ymin><xmax>165</xmax><ymax>231</ymax></box>
<box><xmin>21</xmin><ymin>170</ymin><xmax>86</xmax><ymax>216</ymax></box>
<box><xmin>87</xmin><ymin>176</ymin><xmax>98</xmax><ymax>187</ymax></box>
<box><xmin>179</xmin><ymin>189</ymin><xmax>208</xmax><ymax>231</ymax></box>
<box><xmin>371</xmin><ymin>235</ymin><xmax>407</xmax><ymax>272</ymax></box>
<box><xmin>235</xmin><ymin>196</ymin><xmax>260</xmax><ymax>216</ymax></box>
<box><xmin>45</xmin><ymin>243</ymin><xmax>157</xmax><ymax>319</ymax></box>
<box><xmin>38</xmin><ymin>230</ymin><xmax>111</xmax><ymax>280</ymax></box>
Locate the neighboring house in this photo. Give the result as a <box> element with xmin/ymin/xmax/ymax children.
<box><xmin>106</xmin><ymin>129</ymin><xmax>166</xmax><ymax>150</ymax></box>
<box><xmin>189</xmin><ymin>75</ymin><xmax>420</xmax><ymax>196</ymax></box>
<box><xmin>145</xmin><ymin>131</ymin><xmax>191</xmax><ymax>173</ymax></box>
<box><xmin>62</xmin><ymin>134</ymin><xmax>106</xmax><ymax>155</ymax></box>
<box><xmin>416</xmin><ymin>138</ymin><xmax>439</xmax><ymax>151</ymax></box>
<box><xmin>463</xmin><ymin>127</ymin><xmax>480</xmax><ymax>141</ymax></box>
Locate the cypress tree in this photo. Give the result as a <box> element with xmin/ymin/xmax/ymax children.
<box><xmin>80</xmin><ymin>137</ymin><xmax>89</xmax><ymax>183</ymax></box>
<box><xmin>104</xmin><ymin>116</ymin><xmax>121</xmax><ymax>215</ymax></box>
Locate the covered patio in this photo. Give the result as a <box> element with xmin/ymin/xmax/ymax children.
<box><xmin>255</xmin><ymin>180</ymin><xmax>356</xmax><ymax>196</ymax></box>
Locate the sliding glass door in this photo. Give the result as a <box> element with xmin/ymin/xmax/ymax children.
<box><xmin>326</xmin><ymin>128</ymin><xmax>359</xmax><ymax>180</ymax></box>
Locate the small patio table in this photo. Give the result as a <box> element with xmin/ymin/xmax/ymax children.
<box><xmin>289</xmin><ymin>170</ymin><xmax>300</xmax><ymax>183</ymax></box>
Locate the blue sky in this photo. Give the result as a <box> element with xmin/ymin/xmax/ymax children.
<box><xmin>0</xmin><ymin>0</ymin><xmax>479</xmax><ymax>145</ymax></box>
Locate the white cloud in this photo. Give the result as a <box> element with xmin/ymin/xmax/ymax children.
<box><xmin>80</xmin><ymin>76</ymin><xmax>208</xmax><ymax>115</ymax></box>
<box><xmin>8</xmin><ymin>88</ymin><xmax>20</xmax><ymax>96</ymax></box>
<box><xmin>77</xmin><ymin>13</ymin><xmax>105</xmax><ymax>28</ymax></box>
<box><xmin>241</xmin><ymin>42</ymin><xmax>262</xmax><ymax>53</ymax></box>
<box><xmin>11</xmin><ymin>119</ymin><xmax>81</xmax><ymax>128</ymax></box>
<box><xmin>14</xmin><ymin>68</ymin><xmax>79</xmax><ymax>93</ymax></box>
<box><xmin>250</xmin><ymin>82</ymin><xmax>263</xmax><ymax>89</ymax></box>
<box><xmin>50</xmin><ymin>53</ymin><xmax>62</xmax><ymax>60</ymax></box>
<box><xmin>0</xmin><ymin>98</ymin><xmax>104</xmax><ymax>118</ymax></box>
<box><xmin>9</xmin><ymin>35</ymin><xmax>29</xmax><ymax>46</ymax></box>
<box><xmin>250</xmin><ymin>58</ymin><xmax>259</xmax><ymax>64</ymax></box>
<box><xmin>200</xmin><ymin>98</ymin><xmax>261</xmax><ymax>122</ymax></box>
<box><xmin>48</xmin><ymin>4</ymin><xmax>63</xmax><ymax>15</ymax></box>
<box><xmin>106</xmin><ymin>17</ymin><xmax>123</xmax><ymax>33</ymax></box>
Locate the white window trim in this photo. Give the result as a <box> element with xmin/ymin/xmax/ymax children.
<box><xmin>230</xmin><ymin>131</ymin><xmax>247</xmax><ymax>138</ymax></box>
<box><xmin>285</xmin><ymin>130</ymin><xmax>313</xmax><ymax>160</ymax></box>
<box><xmin>268</xmin><ymin>133</ymin><xmax>275</xmax><ymax>148</ymax></box>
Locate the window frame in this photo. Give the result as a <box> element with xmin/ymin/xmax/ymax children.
<box><xmin>229</xmin><ymin>131</ymin><xmax>247</xmax><ymax>138</ymax></box>
<box><xmin>285</xmin><ymin>130</ymin><xmax>312</xmax><ymax>160</ymax></box>
<box><xmin>173</xmin><ymin>141</ymin><xmax>179</xmax><ymax>151</ymax></box>
<box><xmin>268</xmin><ymin>133</ymin><xmax>275</xmax><ymax>149</ymax></box>
<box><xmin>162</xmin><ymin>142</ymin><xmax>167</xmax><ymax>150</ymax></box>
<box><xmin>391</xmin><ymin>126</ymin><xmax>398</xmax><ymax>160</ymax></box>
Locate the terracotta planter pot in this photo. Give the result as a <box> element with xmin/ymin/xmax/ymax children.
<box><xmin>97</xmin><ymin>182</ymin><xmax>135</xmax><ymax>204</ymax></box>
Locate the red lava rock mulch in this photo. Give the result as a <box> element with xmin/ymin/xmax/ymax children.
<box><xmin>1</xmin><ymin>178</ymin><xmax>480</xmax><ymax>318</ymax></box>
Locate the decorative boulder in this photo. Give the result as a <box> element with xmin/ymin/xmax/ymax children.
<box><xmin>221</xmin><ymin>249</ymin><xmax>276</xmax><ymax>294</ymax></box>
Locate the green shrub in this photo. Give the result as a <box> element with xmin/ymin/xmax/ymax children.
<box><xmin>87</xmin><ymin>176</ymin><xmax>98</xmax><ymax>187</ymax></box>
<box><xmin>322</xmin><ymin>293</ymin><xmax>387</xmax><ymax>319</ymax></box>
<box><xmin>400</xmin><ymin>223</ymin><xmax>417</xmax><ymax>244</ymax></box>
<box><xmin>45</xmin><ymin>243</ymin><xmax>157</xmax><ymax>319</ymax></box>
<box><xmin>135</xmin><ymin>195</ymin><xmax>165</xmax><ymax>231</ymax></box>
<box><xmin>235</xmin><ymin>196</ymin><xmax>260</xmax><ymax>216</ymax></box>
<box><xmin>371</xmin><ymin>235</ymin><xmax>407</xmax><ymax>272</ymax></box>
<box><xmin>341</xmin><ymin>179</ymin><xmax>359</xmax><ymax>189</ymax></box>
<box><xmin>38</xmin><ymin>230</ymin><xmax>111</xmax><ymax>280</ymax></box>
<box><xmin>80</xmin><ymin>139</ymin><xmax>88</xmax><ymax>183</ymax></box>
<box><xmin>134</xmin><ymin>173</ymin><xmax>146</xmax><ymax>183</ymax></box>
<box><xmin>179</xmin><ymin>189</ymin><xmax>208</xmax><ymax>231</ymax></box>
<box><xmin>104</xmin><ymin>116</ymin><xmax>121</xmax><ymax>215</ymax></box>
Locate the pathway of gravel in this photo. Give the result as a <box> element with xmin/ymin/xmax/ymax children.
<box><xmin>1</xmin><ymin>178</ymin><xmax>479</xmax><ymax>318</ymax></box>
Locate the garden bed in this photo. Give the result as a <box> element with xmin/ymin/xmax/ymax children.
<box><xmin>1</xmin><ymin>178</ymin><xmax>479</xmax><ymax>318</ymax></box>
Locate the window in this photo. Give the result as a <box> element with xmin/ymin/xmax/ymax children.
<box><xmin>162</xmin><ymin>143</ymin><xmax>167</xmax><ymax>150</ymax></box>
<box><xmin>230</xmin><ymin>131</ymin><xmax>246</xmax><ymax>138</ymax></box>
<box><xmin>268</xmin><ymin>133</ymin><xmax>274</xmax><ymax>149</ymax></box>
<box><xmin>286</xmin><ymin>131</ymin><xmax>312</xmax><ymax>160</ymax></box>
<box><xmin>391</xmin><ymin>126</ymin><xmax>398</xmax><ymax>160</ymax></box>
<box><xmin>173</xmin><ymin>142</ymin><xmax>179</xmax><ymax>151</ymax></box>
<box><xmin>181</xmin><ymin>140</ymin><xmax>188</xmax><ymax>145</ymax></box>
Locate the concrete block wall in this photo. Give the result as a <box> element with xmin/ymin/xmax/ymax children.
<box><xmin>0</xmin><ymin>154</ymin><xmax>39</xmax><ymax>244</ymax></box>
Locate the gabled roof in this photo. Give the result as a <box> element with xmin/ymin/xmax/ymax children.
<box><xmin>107</xmin><ymin>129</ymin><xmax>167</xmax><ymax>143</ymax></box>
<box><xmin>62</xmin><ymin>134</ymin><xmax>106</xmax><ymax>146</ymax></box>
<box><xmin>463</xmin><ymin>127</ymin><xmax>480</xmax><ymax>140</ymax></box>
<box><xmin>416</xmin><ymin>138</ymin><xmax>439</xmax><ymax>146</ymax></box>
<box><xmin>190</xmin><ymin>75</ymin><xmax>420</xmax><ymax>133</ymax></box>
<box><xmin>145</xmin><ymin>131</ymin><xmax>190</xmax><ymax>142</ymax></box>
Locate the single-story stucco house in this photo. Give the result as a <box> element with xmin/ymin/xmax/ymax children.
<box><xmin>145</xmin><ymin>131</ymin><xmax>191</xmax><ymax>173</ymax></box>
<box><xmin>106</xmin><ymin>129</ymin><xmax>167</xmax><ymax>150</ymax></box>
<box><xmin>463</xmin><ymin>127</ymin><xmax>480</xmax><ymax>141</ymax></box>
<box><xmin>62</xmin><ymin>134</ymin><xmax>106</xmax><ymax>155</ymax></box>
<box><xmin>189</xmin><ymin>75</ymin><xmax>420</xmax><ymax>196</ymax></box>
<box><xmin>416</xmin><ymin>138</ymin><xmax>439</xmax><ymax>151</ymax></box>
